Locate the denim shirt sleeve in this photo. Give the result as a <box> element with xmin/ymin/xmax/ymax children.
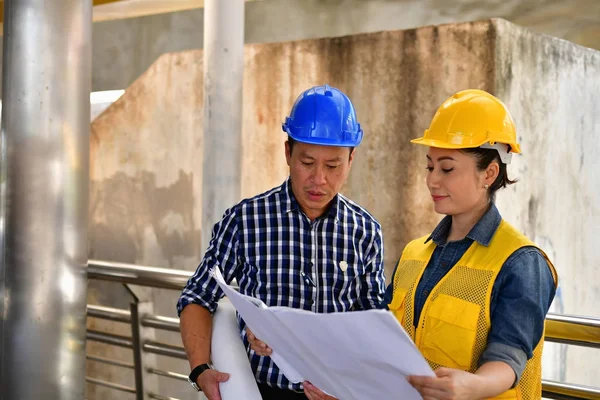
<box><xmin>480</xmin><ymin>246</ymin><xmax>556</xmax><ymax>383</ymax></box>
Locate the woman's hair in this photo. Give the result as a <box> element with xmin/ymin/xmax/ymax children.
<box><xmin>461</xmin><ymin>148</ymin><xmax>517</xmax><ymax>202</ymax></box>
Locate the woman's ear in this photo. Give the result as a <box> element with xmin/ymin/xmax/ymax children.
<box><xmin>485</xmin><ymin>161</ymin><xmax>500</xmax><ymax>186</ymax></box>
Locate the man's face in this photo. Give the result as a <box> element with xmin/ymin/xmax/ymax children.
<box><xmin>285</xmin><ymin>141</ymin><xmax>355</xmax><ymax>220</ymax></box>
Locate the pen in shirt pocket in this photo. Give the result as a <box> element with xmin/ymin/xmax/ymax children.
<box><xmin>300</xmin><ymin>271</ymin><xmax>316</xmax><ymax>287</ymax></box>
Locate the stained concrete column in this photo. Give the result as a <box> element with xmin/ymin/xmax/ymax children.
<box><xmin>202</xmin><ymin>0</ymin><xmax>245</xmax><ymax>252</ymax></box>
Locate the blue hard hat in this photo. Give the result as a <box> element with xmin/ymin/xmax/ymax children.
<box><xmin>282</xmin><ymin>84</ymin><xmax>363</xmax><ymax>147</ymax></box>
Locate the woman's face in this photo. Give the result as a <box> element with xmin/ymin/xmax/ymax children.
<box><xmin>425</xmin><ymin>147</ymin><xmax>496</xmax><ymax>216</ymax></box>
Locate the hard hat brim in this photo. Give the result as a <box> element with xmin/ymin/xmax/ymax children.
<box><xmin>410</xmin><ymin>136</ymin><xmax>521</xmax><ymax>154</ymax></box>
<box><xmin>285</xmin><ymin>129</ymin><xmax>362</xmax><ymax>147</ymax></box>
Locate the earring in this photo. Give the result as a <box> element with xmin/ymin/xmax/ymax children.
<box><xmin>484</xmin><ymin>184</ymin><xmax>489</xmax><ymax>190</ymax></box>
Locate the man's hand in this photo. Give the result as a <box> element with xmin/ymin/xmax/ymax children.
<box><xmin>196</xmin><ymin>369</ymin><xmax>230</xmax><ymax>400</ymax></box>
<box><xmin>304</xmin><ymin>381</ymin><xmax>338</xmax><ymax>400</ymax></box>
<box><xmin>246</xmin><ymin>328</ymin><xmax>272</xmax><ymax>356</ymax></box>
<box><xmin>407</xmin><ymin>367</ymin><xmax>480</xmax><ymax>400</ymax></box>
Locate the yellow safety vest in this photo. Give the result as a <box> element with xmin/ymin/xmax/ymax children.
<box><xmin>389</xmin><ymin>219</ymin><xmax>557</xmax><ymax>399</ymax></box>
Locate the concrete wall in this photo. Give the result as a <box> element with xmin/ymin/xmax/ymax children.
<box><xmin>87</xmin><ymin>18</ymin><xmax>600</xmax><ymax>399</ymax></box>
<box><xmin>493</xmin><ymin>18</ymin><xmax>600</xmax><ymax>385</ymax></box>
<box><xmin>87</xmin><ymin>50</ymin><xmax>204</xmax><ymax>400</ymax></box>
<box><xmin>0</xmin><ymin>0</ymin><xmax>597</xmax><ymax>95</ymax></box>
<box><xmin>87</xmin><ymin>0</ymin><xmax>599</xmax><ymax>92</ymax></box>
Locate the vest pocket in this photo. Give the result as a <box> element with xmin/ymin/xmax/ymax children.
<box><xmin>388</xmin><ymin>288</ymin><xmax>408</xmax><ymax>326</ymax></box>
<box><xmin>420</xmin><ymin>294</ymin><xmax>480</xmax><ymax>370</ymax></box>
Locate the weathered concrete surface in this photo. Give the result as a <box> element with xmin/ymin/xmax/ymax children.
<box><xmin>88</xmin><ymin>50</ymin><xmax>204</xmax><ymax>400</ymax></box>
<box><xmin>492</xmin><ymin>18</ymin><xmax>600</xmax><ymax>386</ymax></box>
<box><xmin>88</xmin><ymin>18</ymin><xmax>600</xmax><ymax>398</ymax></box>
<box><xmin>83</xmin><ymin>0</ymin><xmax>600</xmax><ymax>92</ymax></box>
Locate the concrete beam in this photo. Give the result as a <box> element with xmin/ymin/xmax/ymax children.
<box><xmin>0</xmin><ymin>0</ymin><xmax>262</xmax><ymax>25</ymax></box>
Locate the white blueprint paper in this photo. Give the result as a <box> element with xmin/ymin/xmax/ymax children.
<box><xmin>211</xmin><ymin>267</ymin><xmax>435</xmax><ymax>400</ymax></box>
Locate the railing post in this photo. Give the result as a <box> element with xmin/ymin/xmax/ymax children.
<box><xmin>130</xmin><ymin>301</ymin><xmax>159</xmax><ymax>400</ymax></box>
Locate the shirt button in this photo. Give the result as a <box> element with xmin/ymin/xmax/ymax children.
<box><xmin>309</xmin><ymin>262</ymin><xmax>314</xmax><ymax>267</ymax></box>
<box><xmin>307</xmin><ymin>298</ymin><xmax>314</xmax><ymax>306</ymax></box>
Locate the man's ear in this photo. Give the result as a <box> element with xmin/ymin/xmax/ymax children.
<box><xmin>285</xmin><ymin>140</ymin><xmax>292</xmax><ymax>166</ymax></box>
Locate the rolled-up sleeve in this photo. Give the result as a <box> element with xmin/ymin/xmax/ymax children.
<box><xmin>358</xmin><ymin>227</ymin><xmax>386</xmax><ymax>310</ymax></box>
<box><xmin>480</xmin><ymin>247</ymin><xmax>556</xmax><ymax>384</ymax></box>
<box><xmin>176</xmin><ymin>207</ymin><xmax>241</xmax><ymax>316</ymax></box>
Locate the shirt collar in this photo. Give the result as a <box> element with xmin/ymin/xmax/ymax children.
<box><xmin>282</xmin><ymin>177</ymin><xmax>340</xmax><ymax>222</ymax></box>
<box><xmin>425</xmin><ymin>203</ymin><xmax>501</xmax><ymax>246</ymax></box>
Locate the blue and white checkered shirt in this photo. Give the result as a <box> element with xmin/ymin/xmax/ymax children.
<box><xmin>177</xmin><ymin>178</ymin><xmax>385</xmax><ymax>391</ymax></box>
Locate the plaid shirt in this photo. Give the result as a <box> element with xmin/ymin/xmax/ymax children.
<box><xmin>177</xmin><ymin>178</ymin><xmax>385</xmax><ymax>391</ymax></box>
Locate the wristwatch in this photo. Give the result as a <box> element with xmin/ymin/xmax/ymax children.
<box><xmin>188</xmin><ymin>363</ymin><xmax>212</xmax><ymax>392</ymax></box>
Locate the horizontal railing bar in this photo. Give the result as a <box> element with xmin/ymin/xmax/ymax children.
<box><xmin>86</xmin><ymin>260</ymin><xmax>600</xmax><ymax>398</ymax></box>
<box><xmin>147</xmin><ymin>367</ymin><xmax>188</xmax><ymax>382</ymax></box>
<box><xmin>148</xmin><ymin>394</ymin><xmax>182</xmax><ymax>400</ymax></box>
<box><xmin>88</xmin><ymin>259</ymin><xmax>191</xmax><ymax>290</ymax></box>
<box><xmin>86</xmin><ymin>354</ymin><xmax>134</xmax><ymax>369</ymax></box>
<box><xmin>142</xmin><ymin>315</ymin><xmax>180</xmax><ymax>332</ymax></box>
<box><xmin>546</xmin><ymin>313</ymin><xmax>600</xmax><ymax>348</ymax></box>
<box><xmin>87</xmin><ymin>304</ymin><xmax>132</xmax><ymax>323</ymax></box>
<box><xmin>143</xmin><ymin>340</ymin><xmax>187</xmax><ymax>360</ymax></box>
<box><xmin>542</xmin><ymin>379</ymin><xmax>600</xmax><ymax>399</ymax></box>
<box><xmin>86</xmin><ymin>377</ymin><xmax>136</xmax><ymax>394</ymax></box>
<box><xmin>87</xmin><ymin>329</ymin><xmax>133</xmax><ymax>349</ymax></box>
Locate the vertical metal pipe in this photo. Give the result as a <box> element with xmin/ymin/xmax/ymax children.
<box><xmin>202</xmin><ymin>0</ymin><xmax>245</xmax><ymax>252</ymax></box>
<box><xmin>131</xmin><ymin>302</ymin><xmax>145</xmax><ymax>400</ymax></box>
<box><xmin>130</xmin><ymin>301</ymin><xmax>159</xmax><ymax>400</ymax></box>
<box><xmin>0</xmin><ymin>1</ymin><xmax>92</xmax><ymax>399</ymax></box>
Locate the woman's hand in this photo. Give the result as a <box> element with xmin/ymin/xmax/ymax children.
<box><xmin>408</xmin><ymin>367</ymin><xmax>481</xmax><ymax>400</ymax></box>
<box><xmin>408</xmin><ymin>362</ymin><xmax>515</xmax><ymax>400</ymax></box>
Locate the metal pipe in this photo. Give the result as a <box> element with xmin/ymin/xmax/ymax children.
<box><xmin>143</xmin><ymin>341</ymin><xmax>187</xmax><ymax>360</ymax></box>
<box><xmin>130</xmin><ymin>303</ymin><xmax>145</xmax><ymax>400</ymax></box>
<box><xmin>542</xmin><ymin>379</ymin><xmax>600</xmax><ymax>399</ymax></box>
<box><xmin>148</xmin><ymin>394</ymin><xmax>182</xmax><ymax>400</ymax></box>
<box><xmin>87</xmin><ymin>330</ymin><xmax>133</xmax><ymax>349</ymax></box>
<box><xmin>88</xmin><ymin>259</ymin><xmax>191</xmax><ymax>290</ymax></box>
<box><xmin>201</xmin><ymin>0</ymin><xmax>245</xmax><ymax>252</ymax></box>
<box><xmin>0</xmin><ymin>1</ymin><xmax>92</xmax><ymax>399</ymax></box>
<box><xmin>142</xmin><ymin>315</ymin><xmax>180</xmax><ymax>332</ymax></box>
<box><xmin>86</xmin><ymin>355</ymin><xmax>134</xmax><ymax>369</ymax></box>
<box><xmin>86</xmin><ymin>377</ymin><xmax>137</xmax><ymax>394</ymax></box>
<box><xmin>147</xmin><ymin>368</ymin><xmax>188</xmax><ymax>382</ymax></box>
<box><xmin>545</xmin><ymin>313</ymin><xmax>600</xmax><ymax>348</ymax></box>
<box><xmin>87</xmin><ymin>304</ymin><xmax>132</xmax><ymax>323</ymax></box>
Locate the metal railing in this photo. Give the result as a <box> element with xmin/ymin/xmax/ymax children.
<box><xmin>86</xmin><ymin>259</ymin><xmax>600</xmax><ymax>400</ymax></box>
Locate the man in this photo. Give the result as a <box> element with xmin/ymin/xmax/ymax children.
<box><xmin>177</xmin><ymin>84</ymin><xmax>385</xmax><ymax>400</ymax></box>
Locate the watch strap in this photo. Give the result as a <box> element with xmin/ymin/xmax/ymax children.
<box><xmin>188</xmin><ymin>363</ymin><xmax>212</xmax><ymax>391</ymax></box>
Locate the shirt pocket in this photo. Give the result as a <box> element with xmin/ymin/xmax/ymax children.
<box><xmin>330</xmin><ymin>259</ymin><xmax>363</xmax><ymax>301</ymax></box>
<box><xmin>420</xmin><ymin>293</ymin><xmax>480</xmax><ymax>370</ymax></box>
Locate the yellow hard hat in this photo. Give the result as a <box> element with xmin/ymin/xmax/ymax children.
<box><xmin>411</xmin><ymin>89</ymin><xmax>521</xmax><ymax>161</ymax></box>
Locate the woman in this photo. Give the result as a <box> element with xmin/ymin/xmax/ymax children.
<box><xmin>382</xmin><ymin>89</ymin><xmax>558</xmax><ymax>399</ymax></box>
